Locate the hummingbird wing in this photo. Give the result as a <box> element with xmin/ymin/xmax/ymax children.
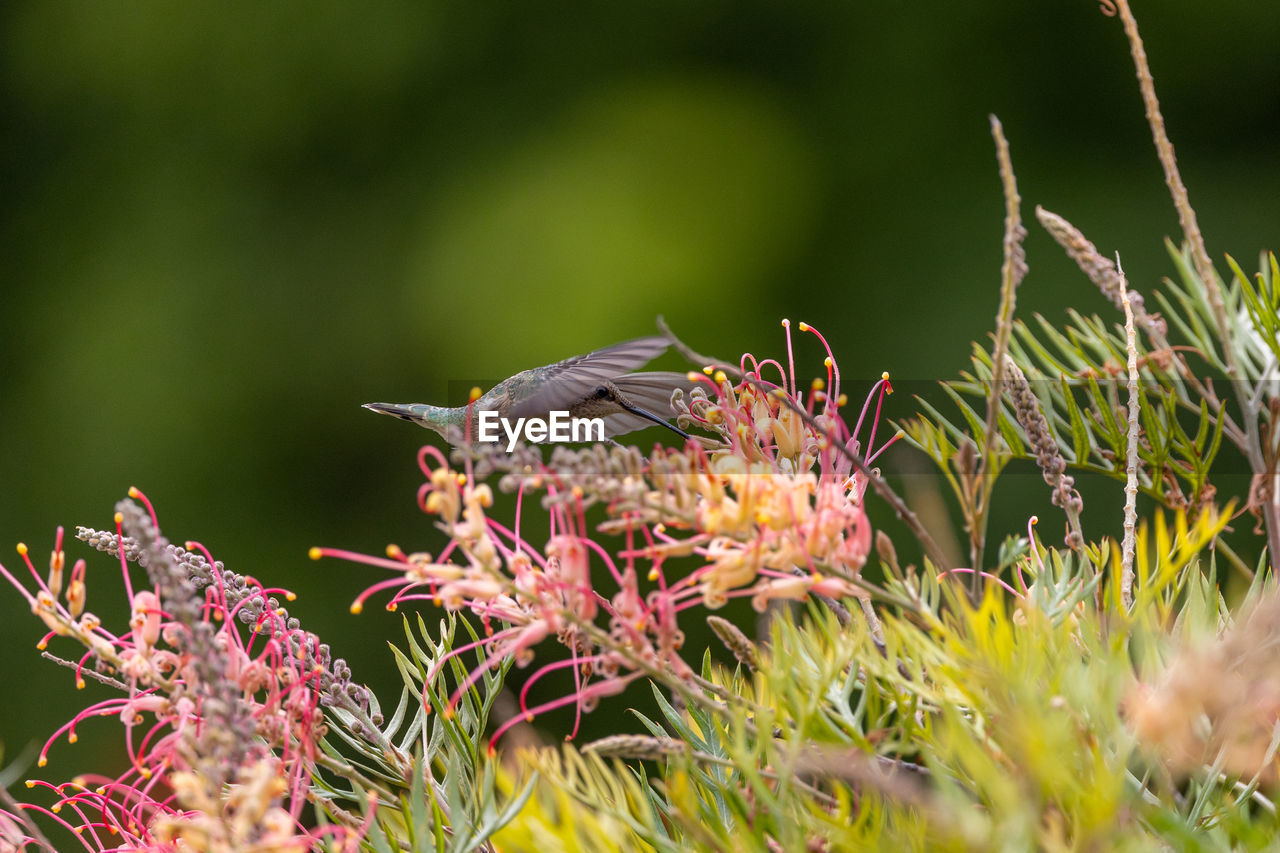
<box><xmin>503</xmin><ymin>336</ymin><xmax>672</xmax><ymax>419</ymax></box>
<box><xmin>595</xmin><ymin>372</ymin><xmax>699</xmax><ymax>436</ymax></box>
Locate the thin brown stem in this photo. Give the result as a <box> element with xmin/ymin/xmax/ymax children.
<box><xmin>1113</xmin><ymin>0</ymin><xmax>1280</xmax><ymax>565</ymax></box>
<box><xmin>656</xmin><ymin>315</ymin><xmax>743</xmax><ymax>379</ymax></box>
<box><xmin>1114</xmin><ymin>0</ymin><xmax>1222</xmax><ymax>332</ymax></box>
<box><xmin>585</xmin><ymin>735</ymin><xmax>841</xmax><ymax>808</ymax></box>
<box><xmin>40</xmin><ymin>651</ymin><xmax>131</xmax><ymax>691</ymax></box>
<box><xmin>973</xmin><ymin>115</ymin><xmax>1029</xmax><ymax>593</ymax></box>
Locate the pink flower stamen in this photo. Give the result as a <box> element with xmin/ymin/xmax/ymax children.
<box><xmin>518</xmin><ymin>653</ymin><xmax>606</xmax><ymax>719</ymax></box>
<box><xmin>418</xmin><ymin>443</ymin><xmax>449</xmax><ymax>477</ymax></box>
<box><xmin>798</xmin><ymin>322</ymin><xmax>839</xmax><ymax>410</ymax></box>
<box><xmin>488</xmin><ymin>673</ymin><xmax>641</xmax><ymax>754</ymax></box>
<box><xmin>866</xmin><ymin>430</ymin><xmax>903</xmax><ymax>466</ymax></box>
<box><xmin>935</xmin><ymin>567</ymin><xmax>1023</xmax><ymax>598</ymax></box>
<box><xmin>114</xmin><ymin>511</ymin><xmax>136</xmax><ymax>603</ymax></box>
<box><xmin>782</xmin><ymin>318</ymin><xmax>797</xmax><ymax>397</ymax></box>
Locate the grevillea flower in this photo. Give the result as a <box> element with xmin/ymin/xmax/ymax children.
<box><xmin>1</xmin><ymin>490</ymin><xmax>379</xmax><ymax>852</ymax></box>
<box><xmin>315</xmin><ymin>322</ymin><xmax>900</xmax><ymax>747</ymax></box>
<box><xmin>664</xmin><ymin>320</ymin><xmax>895</xmax><ymax>609</ymax></box>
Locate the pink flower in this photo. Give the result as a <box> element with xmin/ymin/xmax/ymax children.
<box><xmin>4</xmin><ymin>490</ymin><xmax>378</xmax><ymax>851</ymax></box>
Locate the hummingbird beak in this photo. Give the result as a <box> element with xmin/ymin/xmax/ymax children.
<box><xmin>363</xmin><ymin>402</ymin><xmax>417</xmax><ymax>422</ymax></box>
<box><xmin>614</xmin><ymin>399</ymin><xmax>691</xmax><ymax>441</ymax></box>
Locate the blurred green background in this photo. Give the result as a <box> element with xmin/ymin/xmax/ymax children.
<box><xmin>3</xmin><ymin>2</ymin><xmax>1279</xmax><ymax>778</ymax></box>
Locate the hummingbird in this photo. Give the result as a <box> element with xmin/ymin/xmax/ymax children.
<box><xmin>364</xmin><ymin>336</ymin><xmax>694</xmax><ymax>444</ymax></box>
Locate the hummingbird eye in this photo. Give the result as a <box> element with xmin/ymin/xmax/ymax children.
<box><xmin>594</xmin><ymin>386</ymin><xmax>610</xmax><ymax>399</ymax></box>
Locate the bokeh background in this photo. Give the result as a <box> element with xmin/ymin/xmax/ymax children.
<box><xmin>3</xmin><ymin>2</ymin><xmax>1279</xmax><ymax>778</ymax></box>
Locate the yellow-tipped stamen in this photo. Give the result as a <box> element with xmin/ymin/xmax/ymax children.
<box><xmin>469</xmin><ymin>386</ymin><xmax>483</xmax><ymax>402</ymax></box>
<box><xmin>308</xmin><ymin>547</ymin><xmax>322</xmax><ymax>560</ymax></box>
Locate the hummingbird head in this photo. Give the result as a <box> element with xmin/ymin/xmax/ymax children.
<box><xmin>566</xmin><ymin>382</ymin><xmax>625</xmax><ymax>418</ymax></box>
<box><xmin>574</xmin><ymin>382</ymin><xmax>690</xmax><ymax>440</ymax></box>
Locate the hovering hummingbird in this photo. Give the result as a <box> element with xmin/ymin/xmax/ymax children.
<box><xmin>364</xmin><ymin>336</ymin><xmax>693</xmax><ymax>445</ymax></box>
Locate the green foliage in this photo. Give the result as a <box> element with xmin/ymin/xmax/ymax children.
<box><xmin>308</xmin><ymin>611</ymin><xmax>533</xmax><ymax>852</ymax></box>
<box><xmin>480</xmin><ymin>502</ymin><xmax>1271</xmax><ymax>851</ymax></box>
<box><xmin>370</xmin><ymin>614</ymin><xmax>533</xmax><ymax>853</ymax></box>
<box><xmin>908</xmin><ymin>306</ymin><xmax>1224</xmax><ymax>514</ymax></box>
